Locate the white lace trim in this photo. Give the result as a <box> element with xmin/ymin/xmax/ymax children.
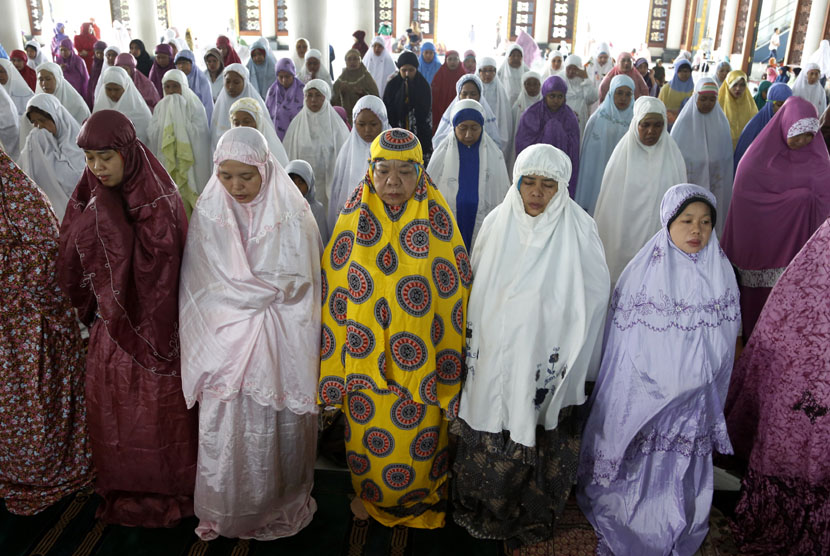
<box><xmin>787</xmin><ymin>117</ymin><xmax>819</xmax><ymax>138</ymax></box>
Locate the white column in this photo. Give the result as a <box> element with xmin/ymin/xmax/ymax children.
<box><xmin>719</xmin><ymin>0</ymin><xmax>740</xmax><ymax>55</ymax></box>
<box><xmin>665</xmin><ymin>0</ymin><xmax>687</xmax><ymax>51</ymax></box>
<box><xmin>706</xmin><ymin>0</ymin><xmax>722</xmax><ymax>45</ymax></box>
<box><xmin>536</xmin><ymin>1</ymin><xmax>551</xmax><ymax>44</ymax></box>
<box><xmin>1</xmin><ymin>0</ymin><xmax>26</xmax><ymax>52</ymax></box>
<box><xmin>396</xmin><ymin>0</ymin><xmax>411</xmax><ymax>39</ymax></box>
<box><xmin>287</xmin><ymin>0</ymin><xmax>328</xmax><ymax>67</ymax></box>
<box><xmin>802</xmin><ymin>0</ymin><xmax>830</xmax><ymax>59</ymax></box>
<box><xmin>350</xmin><ymin>0</ymin><xmax>375</xmax><ymax>39</ymax></box>
<box><xmin>130</xmin><ymin>0</ymin><xmax>162</xmax><ymax>45</ymax></box>
<box><xmin>261</xmin><ymin>1</ymin><xmax>277</xmax><ymax>38</ymax></box>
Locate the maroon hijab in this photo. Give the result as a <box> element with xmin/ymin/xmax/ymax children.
<box><xmin>430</xmin><ymin>50</ymin><xmax>467</xmax><ymax>133</ymax></box>
<box><xmin>57</xmin><ymin>110</ymin><xmax>187</xmax><ymax>375</ymax></box>
<box><xmin>148</xmin><ymin>44</ymin><xmax>175</xmax><ymax>96</ymax></box>
<box><xmin>216</xmin><ymin>35</ymin><xmax>242</xmax><ymax>66</ymax></box>
<box><xmin>116</xmin><ymin>52</ymin><xmax>160</xmax><ymax>111</ymax></box>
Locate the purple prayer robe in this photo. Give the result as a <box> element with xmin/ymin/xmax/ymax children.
<box><xmin>265</xmin><ymin>58</ymin><xmax>305</xmax><ymax>141</ymax></box>
<box><xmin>148</xmin><ymin>44</ymin><xmax>175</xmax><ymax>97</ymax></box>
<box><xmin>58</xmin><ymin>39</ymin><xmax>89</xmax><ymax>102</ymax></box>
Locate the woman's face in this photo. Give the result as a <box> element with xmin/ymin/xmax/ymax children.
<box><xmin>129</xmin><ymin>44</ymin><xmax>141</xmax><ymax>58</ymax></box>
<box><xmin>524</xmin><ymin>78</ymin><xmax>541</xmax><ymax>98</ymax></box>
<box><xmin>454</xmin><ymin>119</ymin><xmax>483</xmax><ymax>147</ymax></box>
<box><xmin>508</xmin><ymin>50</ymin><xmax>523</xmax><ymax>68</ymax></box>
<box><xmin>717</xmin><ymin>65</ymin><xmax>730</xmax><ymax>83</ymax></box>
<box><xmin>372</xmin><ymin>43</ymin><xmax>384</xmax><ymax>56</ymax></box>
<box><xmin>25</xmin><ymin>46</ymin><xmax>37</xmax><ymax>59</ymax></box>
<box><xmin>446</xmin><ymin>54</ymin><xmax>460</xmax><ymax>70</ymax></box>
<box><xmin>463</xmin><ymin>57</ymin><xmax>476</xmax><ymax>73</ymax></box>
<box><xmin>218</xmin><ymin>159</ymin><xmax>263</xmax><ymax>203</ymax></box>
<box><xmin>458</xmin><ymin>80</ymin><xmax>481</xmax><ymax>101</ymax></box>
<box><xmin>551</xmin><ymin>57</ymin><xmax>562</xmax><ymax>70</ymax></box>
<box><xmin>422</xmin><ymin>49</ymin><xmax>435</xmax><ymax>63</ymax></box>
<box><xmin>676</xmin><ymin>66</ymin><xmax>691</xmax><ymax>82</ymax></box>
<box><xmin>84</xmin><ymin>149</ymin><xmax>125</xmax><ymax>187</ymax></box>
<box><xmin>296</xmin><ymin>41</ymin><xmax>308</xmax><ymax>58</ymax></box>
<box><xmin>163</xmin><ymin>80</ymin><xmax>182</xmax><ymax>95</ymax></box>
<box><xmin>346</xmin><ymin>53</ymin><xmax>361</xmax><ymax>70</ymax></box>
<box><xmin>224</xmin><ymin>71</ymin><xmax>244</xmax><ymax>97</ymax></box>
<box><xmin>28</xmin><ymin>110</ymin><xmax>57</xmax><ymax>135</ymax></box>
<box><xmin>637</xmin><ymin>114</ymin><xmax>664</xmax><ymax>146</ymax></box>
<box><xmin>669</xmin><ymin>201</ymin><xmax>713</xmax><ymax>254</ymax></box>
<box><xmin>94</xmin><ymin>49</ymin><xmax>105</xmax><ymax>61</ymax></box>
<box><xmin>60</xmin><ymin>47</ymin><xmax>72</xmax><ymax>60</ymax></box>
<box><xmin>636</xmin><ymin>62</ymin><xmax>648</xmax><ymax>76</ymax></box>
<box><xmin>105</xmin><ymin>83</ymin><xmax>125</xmax><ymax>103</ymax></box>
<box><xmin>38</xmin><ymin>71</ymin><xmax>56</xmax><ymax>93</ymax></box>
<box><xmin>305</xmin><ymin>88</ymin><xmax>325</xmax><ymax>112</ymax></box>
<box><xmin>277</xmin><ymin>70</ymin><xmax>294</xmax><ymax>88</ymax></box>
<box><xmin>355</xmin><ymin>109</ymin><xmax>382</xmax><ymax>144</ymax></box>
<box><xmin>305</xmin><ymin>57</ymin><xmax>320</xmax><ymax>75</ymax></box>
<box><xmin>206</xmin><ymin>55</ymin><xmax>220</xmax><ymax>72</ymax></box>
<box><xmin>155</xmin><ymin>53</ymin><xmax>170</xmax><ymax>67</ymax></box>
<box><xmin>106</xmin><ymin>51</ymin><xmax>118</xmax><ymax>66</ymax></box>
<box><xmin>219</xmin><ymin>45</ymin><xmax>229</xmax><ymax>58</ymax></box>
<box><xmin>544</xmin><ymin>90</ymin><xmax>565</xmax><ymax>112</ymax></box>
<box><xmin>807</xmin><ymin>69</ymin><xmax>820</xmax><ymax>85</ymax></box>
<box><xmin>519</xmin><ymin>174</ymin><xmax>558</xmax><ymax>216</ymax></box>
<box><xmin>231</xmin><ymin>110</ymin><xmax>257</xmax><ymax>128</ymax></box>
<box><xmin>175</xmin><ymin>58</ymin><xmax>192</xmax><ymax>75</ymax></box>
<box><xmin>729</xmin><ymin>78</ymin><xmax>746</xmax><ymax>99</ymax></box>
<box><xmin>613</xmin><ymin>86</ymin><xmax>633</xmax><ymax>110</ymax></box>
<box><xmin>478</xmin><ymin>65</ymin><xmax>496</xmax><ymax>83</ymax></box>
<box><xmin>565</xmin><ymin>65</ymin><xmax>580</xmax><ymax>79</ymax></box>
<box><xmin>696</xmin><ymin>92</ymin><xmax>717</xmax><ymax>114</ymax></box>
<box><xmin>290</xmin><ymin>173</ymin><xmax>309</xmax><ymax>196</ymax></box>
<box><xmin>619</xmin><ymin>57</ymin><xmax>632</xmax><ymax>72</ymax></box>
<box><xmin>251</xmin><ymin>49</ymin><xmax>266</xmax><ymax>65</ymax></box>
<box><xmin>373</xmin><ymin>160</ymin><xmax>419</xmax><ymax>205</ymax></box>
<box><xmin>11</xmin><ymin>58</ymin><xmax>25</xmax><ymax>71</ymax></box>
<box><xmin>597</xmin><ymin>53</ymin><xmax>609</xmax><ymax>66</ymax></box>
<box><xmin>787</xmin><ymin>132</ymin><xmax>814</xmax><ymax>150</ymax></box>
<box><xmin>399</xmin><ymin>64</ymin><xmax>417</xmax><ymax>80</ymax></box>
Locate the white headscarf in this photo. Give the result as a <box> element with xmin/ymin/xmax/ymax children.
<box><xmin>292</xmin><ymin>38</ymin><xmax>310</xmax><ymax>72</ymax></box>
<box><xmin>35</xmin><ymin>62</ymin><xmax>90</xmax><ymax>126</ymax></box>
<box><xmin>229</xmin><ymin>96</ymin><xmax>289</xmax><ymax>166</ymax></box>
<box><xmin>670</xmin><ymin>77</ymin><xmax>734</xmax><ymax>236</ymax></box>
<box><xmin>93</xmin><ymin>66</ymin><xmax>152</xmax><ymax>144</ymax></box>
<box><xmin>542</xmin><ymin>50</ymin><xmax>566</xmax><ymax>79</ymax></box>
<box><xmin>282</xmin><ymin>79</ymin><xmax>350</xmax><ymax>214</ymax></box>
<box><xmin>285</xmin><ymin>158</ymin><xmax>328</xmax><ymax>244</ymax></box>
<box><xmin>296</xmin><ymin>48</ymin><xmax>332</xmax><ymax>87</ymax></box>
<box><xmin>432</xmin><ymin>74</ymin><xmax>504</xmax><ymax>151</ymax></box>
<box><xmin>327</xmin><ymin>94</ymin><xmax>389</xmax><ymax>236</ymax></box>
<box><xmin>809</xmin><ymin>40</ymin><xmax>830</xmax><ymax>78</ymax></box>
<box><xmin>588</xmin><ymin>42</ymin><xmax>615</xmax><ymax>85</ymax></box>
<box><xmin>0</xmin><ymin>58</ymin><xmax>35</xmax><ymax>117</ymax></box>
<box><xmin>246</xmin><ymin>37</ymin><xmax>278</xmax><ymax>99</ymax></box>
<box><xmin>180</xmin><ymin>126</ymin><xmax>321</xmax><ymax>411</ymax></box>
<box><xmin>458</xmin><ymin>143</ymin><xmax>610</xmax><ymax>447</ymax></box>
<box><xmin>791</xmin><ymin>62</ymin><xmax>827</xmax><ymax>118</ymax></box>
<box><xmin>427</xmin><ymin>99</ymin><xmax>510</xmax><ymax>250</ymax></box>
<box><xmin>0</xmin><ymin>85</ymin><xmax>19</xmax><ymax>159</ymax></box>
<box><xmin>509</xmin><ymin>70</ymin><xmax>543</xmax><ymax>174</ymax></box>
<box><xmin>594</xmin><ymin>96</ymin><xmax>688</xmax><ymax>286</ymax></box>
<box><xmin>497</xmin><ymin>44</ymin><xmax>530</xmax><ymax>105</ymax></box>
<box><xmin>479</xmin><ymin>56</ymin><xmax>513</xmax><ymax>156</ymax></box>
<box><xmin>24</xmin><ymin>40</ymin><xmax>48</xmax><ymax>71</ymax></box>
<box><xmin>94</xmin><ymin>46</ymin><xmax>122</xmax><ymax>98</ymax></box>
<box><xmin>564</xmin><ymin>54</ymin><xmax>599</xmax><ymax>136</ymax></box>
<box><xmin>17</xmin><ymin>93</ymin><xmax>83</xmax><ymax>220</ymax></box>
<box><xmin>211</xmin><ymin>64</ymin><xmax>272</xmax><ymax>152</ymax></box>
<box><xmin>362</xmin><ymin>36</ymin><xmax>397</xmax><ymax>97</ymax></box>
<box><xmin>147</xmin><ymin>69</ymin><xmax>212</xmax><ymax>202</ymax></box>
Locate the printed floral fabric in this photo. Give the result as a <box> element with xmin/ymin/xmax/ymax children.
<box><xmin>0</xmin><ymin>151</ymin><xmax>93</xmax><ymax>514</ymax></box>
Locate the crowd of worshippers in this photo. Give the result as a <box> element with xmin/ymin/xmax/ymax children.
<box><xmin>1</xmin><ymin>20</ymin><xmax>830</xmax><ymax>556</ymax></box>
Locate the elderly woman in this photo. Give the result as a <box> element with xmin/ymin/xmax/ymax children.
<box><xmin>792</xmin><ymin>62</ymin><xmax>827</xmax><ymax>117</ymax></box>
<box><xmin>478</xmin><ymin>56</ymin><xmax>513</xmax><ymax>153</ymax></box>
<box><xmin>579</xmin><ymin>184</ymin><xmax>740</xmax><ymax>556</ymax></box>
<box><xmin>0</xmin><ymin>150</ymin><xmax>93</xmax><ymax>515</ymax></box>
<box><xmin>318</xmin><ymin>128</ymin><xmax>470</xmax><ymax>528</ymax></box>
<box><xmin>718</xmin><ymin>70</ymin><xmax>758</xmax><ymax>148</ymax></box>
<box><xmin>57</xmin><ymin>110</ymin><xmax>198</xmax><ymax>527</ymax></box>
<box><xmin>180</xmin><ymin>127</ymin><xmax>321</xmax><ymax>540</ymax></box>
<box><xmin>498</xmin><ymin>44</ymin><xmax>530</xmax><ymax>105</ymax></box>
<box><xmin>452</xmin><ymin>144</ymin><xmax>610</xmax><ymax>553</ymax></box>
<box><xmin>332</xmin><ymin>49</ymin><xmax>379</xmax><ymax>121</ymax></box>
<box><xmin>427</xmin><ymin>99</ymin><xmax>509</xmax><ymax>249</ymax></box>
<box><xmin>722</xmin><ymin>96</ymin><xmax>830</xmax><ymax>340</ymax></box>
<box><xmin>266</xmin><ymin>58</ymin><xmax>306</xmax><ymax>141</ymax></box>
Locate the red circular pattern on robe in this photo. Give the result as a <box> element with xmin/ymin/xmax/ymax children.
<box><xmin>363</xmin><ymin>427</ymin><xmax>395</xmax><ymax>457</ymax></box>
<box><xmin>382</xmin><ymin>463</ymin><xmax>416</xmax><ymax>490</ymax></box>
<box><xmin>347</xmin><ymin>451</ymin><xmax>371</xmax><ymax>475</ymax></box>
<box><xmin>431</xmin><ymin>258</ymin><xmax>459</xmax><ymax>298</ymax></box>
<box><xmin>318</xmin><ymin>375</ymin><xmax>346</xmax><ymax>405</ymax></box>
<box><xmin>400</xmin><ymin>220</ymin><xmax>430</xmax><ymax>258</ymax></box>
<box><xmin>376</xmin><ymin>243</ymin><xmax>399</xmax><ymax>275</ymax></box>
<box><xmin>320</xmin><ymin>324</ymin><xmax>335</xmax><ymax>360</ymax></box>
<box><xmin>390</xmin><ymin>397</ymin><xmax>426</xmax><ymax>430</ymax></box>
<box><xmin>454</xmin><ymin>245</ymin><xmax>473</xmax><ymax>287</ymax></box>
<box><xmin>348</xmin><ymin>391</ymin><xmax>376</xmax><ymax>424</ymax></box>
<box><xmin>435</xmin><ymin>349</ymin><xmax>463</xmax><ymax>385</ymax></box>
<box><xmin>346</xmin><ymin>320</ymin><xmax>375</xmax><ymax>359</ymax></box>
<box><xmin>395</xmin><ymin>275</ymin><xmax>432</xmax><ymax>317</ymax></box>
<box><xmin>431</xmin><ymin>314</ymin><xmax>444</xmax><ymax>346</ymax></box>
<box><xmin>389</xmin><ymin>332</ymin><xmax>428</xmax><ymax>371</ymax></box>
<box><xmin>428</xmin><ymin>200</ymin><xmax>453</xmax><ymax>241</ymax></box>
<box><xmin>360</xmin><ymin>478</ymin><xmax>384</xmax><ymax>502</ymax></box>
<box><xmin>356</xmin><ymin>205</ymin><xmax>383</xmax><ymax>247</ymax></box>
<box><xmin>330</xmin><ymin>231</ymin><xmax>354</xmax><ymax>270</ymax></box>
<box><xmin>409</xmin><ymin>426</ymin><xmax>439</xmax><ymax>461</ymax></box>
<box><xmin>347</xmin><ymin>261</ymin><xmax>374</xmax><ymax>303</ymax></box>
<box><xmin>328</xmin><ymin>287</ymin><xmax>349</xmax><ymax>324</ymax></box>
<box><xmin>418</xmin><ymin>372</ymin><xmax>439</xmax><ymax>405</ymax></box>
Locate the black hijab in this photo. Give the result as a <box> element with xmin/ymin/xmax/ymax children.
<box><xmin>130</xmin><ymin>39</ymin><xmax>154</xmax><ymax>77</ymax></box>
<box><xmin>381</xmin><ymin>51</ymin><xmax>433</xmax><ymax>159</ymax></box>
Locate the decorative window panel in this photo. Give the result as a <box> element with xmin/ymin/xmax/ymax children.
<box><xmin>110</xmin><ymin>0</ymin><xmax>132</xmax><ymax>31</ymax></box>
<box><xmin>510</xmin><ymin>1</ymin><xmax>536</xmax><ymax>40</ymax></box>
<box><xmin>646</xmin><ymin>0</ymin><xmax>671</xmax><ymax>48</ymax></box>
<box><xmin>375</xmin><ymin>0</ymin><xmax>396</xmax><ymax>38</ymax></box>
<box><xmin>238</xmin><ymin>0</ymin><xmax>262</xmax><ymax>35</ymax></box>
<box><xmin>276</xmin><ymin>0</ymin><xmax>288</xmax><ymax>36</ymax></box>
<box><xmin>27</xmin><ymin>0</ymin><xmax>44</xmax><ymax>35</ymax></box>
<box><xmin>548</xmin><ymin>0</ymin><xmax>578</xmax><ymax>47</ymax></box>
<box><xmin>157</xmin><ymin>0</ymin><xmax>170</xmax><ymax>30</ymax></box>
<box><xmin>411</xmin><ymin>0</ymin><xmax>436</xmax><ymax>38</ymax></box>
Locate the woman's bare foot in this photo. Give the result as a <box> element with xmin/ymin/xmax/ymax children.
<box><xmin>350</xmin><ymin>496</ymin><xmax>370</xmax><ymax>520</ymax></box>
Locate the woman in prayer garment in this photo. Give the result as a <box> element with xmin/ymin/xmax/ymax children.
<box><xmin>58</xmin><ymin>39</ymin><xmax>90</xmax><ymax>101</ymax></box>
<box><xmin>229</xmin><ymin>97</ymin><xmax>289</xmax><ymax>167</ymax></box>
<box><xmin>418</xmin><ymin>42</ymin><xmax>442</xmax><ymax>84</ymax></box>
<box><xmin>24</xmin><ymin>40</ymin><xmax>48</xmax><ymax>72</ymax></box>
<box><xmin>431</xmin><ymin>51</ymin><xmax>468</xmax><ymax>132</ymax></box>
<box><xmin>635</xmin><ymin>57</ymin><xmax>657</xmax><ymax>96</ymax></box>
<box><xmin>575</xmin><ymin>74</ymin><xmax>634</xmax><ymax>215</ymax></box>
<box><xmin>172</xmin><ymin>50</ymin><xmax>213</xmax><ymax>121</ymax></box>
<box><xmin>721</xmin><ymin>96</ymin><xmax>830</xmax><ymax>341</ymax></box>
<box><xmin>0</xmin><ymin>86</ymin><xmax>18</xmax><ymax>159</ymax></box>
<box><xmin>822</xmin><ymin>104</ymin><xmax>830</xmax><ymax>153</ymax></box>
<box><xmin>766</xmin><ymin>59</ymin><xmax>779</xmax><ymax>85</ymax></box>
<box><xmin>180</xmin><ymin>127</ymin><xmax>320</xmax><ymax>540</ymax></box>
<box><xmin>463</xmin><ymin>50</ymin><xmax>476</xmax><ymax>74</ymax></box>
<box><xmin>586</xmin><ymin>43</ymin><xmax>614</xmax><ymax>112</ymax></box>
<box><xmin>9</xmin><ymin>50</ymin><xmax>36</xmax><ymax>91</ymax></box>
<box><xmin>93</xmin><ymin>66</ymin><xmax>153</xmax><ymax>144</ymax></box>
<box><xmin>658</xmin><ymin>58</ymin><xmax>695</xmax><ymax>125</ymax></box>
<box><xmin>427</xmin><ymin>99</ymin><xmax>509</xmax><ymax>249</ymax></box>
<box><xmin>718</xmin><ymin>70</ymin><xmax>758</xmax><ymax>149</ymax></box>
<box><xmin>563</xmin><ymin>55</ymin><xmax>599</xmax><ymax>138</ymax></box>
<box><xmin>115</xmin><ymin>53</ymin><xmax>161</xmax><ymax>112</ymax></box>
<box><xmin>498</xmin><ymin>44</ymin><xmax>530</xmax><ymax>105</ymax></box>
<box><xmin>297</xmin><ymin>49</ymin><xmax>332</xmax><ymax>87</ymax></box>
<box><xmin>508</xmin><ymin>71</ymin><xmax>543</xmax><ymax>172</ymax></box>
<box><xmin>203</xmin><ymin>48</ymin><xmax>225</xmax><ymax>102</ymax></box>
<box><xmin>515</xmin><ymin>75</ymin><xmax>580</xmax><ymax>196</ymax></box>
<box><xmin>579</xmin><ymin>184</ymin><xmax>739</xmax><ymax>556</ymax></box>
<box><xmin>246</xmin><ymin>38</ymin><xmax>277</xmax><ymax>100</ymax></box>
<box><xmin>792</xmin><ymin>62</ymin><xmax>827</xmax><ymax>117</ymax></box>
<box><xmin>51</xmin><ymin>23</ymin><xmax>69</xmax><ymax>62</ymax></box>
<box><xmin>217</xmin><ymin>35</ymin><xmax>242</xmax><ymax>66</ymax></box>
<box><xmin>477</xmin><ymin>56</ymin><xmax>513</xmax><ymax>158</ymax></box>
<box><xmin>318</xmin><ymin>128</ymin><xmax>470</xmax><ymax>529</ymax></box>
<box><xmin>103</xmin><ymin>46</ymin><xmax>120</xmax><ymax>71</ymax></box>
<box><xmin>57</xmin><ymin>110</ymin><xmax>198</xmax><ymax>527</ymax></box>
<box><xmin>352</xmin><ymin>31</ymin><xmax>369</xmax><ymax>57</ymax></box>
<box><xmin>432</xmin><ymin>74</ymin><xmax>504</xmax><ymax>153</ymax></box>
<box><xmin>382</xmin><ymin>51</ymin><xmax>434</xmax><ymax>162</ymax></box>
<box><xmin>149</xmin><ymin>44</ymin><xmax>175</xmax><ymax>96</ymax></box>
<box><xmin>147</xmin><ymin>70</ymin><xmax>211</xmax><ymax>216</ymax></box>
<box><xmin>328</xmin><ymin>95</ymin><xmax>389</xmax><ymax>235</ymax></box>
<box><xmin>711</xmin><ymin>60</ymin><xmax>731</xmax><ymax>88</ymax></box>
<box><xmin>363</xmin><ymin>36</ymin><xmax>397</xmax><ymax>98</ymax></box>
<box><xmin>211</xmin><ymin>64</ymin><xmax>271</xmax><ymax>152</ymax></box>
<box><xmin>35</xmin><ymin>62</ymin><xmax>90</xmax><ymax>126</ymax></box>
<box><xmin>266</xmin><ymin>58</ymin><xmax>305</xmax><ymax>141</ymax></box>
<box><xmin>93</xmin><ymin>47</ymin><xmax>121</xmax><ymax>100</ymax></box>
<box><xmin>0</xmin><ymin>58</ymin><xmax>34</xmax><ymax>116</ymax></box>
<box><xmin>542</xmin><ymin>50</ymin><xmax>566</xmax><ymax>79</ymax></box>
<box><xmin>85</xmin><ymin>41</ymin><xmax>107</xmax><ymax>106</ymax></box>
<box><xmin>753</xmin><ymin>79</ymin><xmax>772</xmax><ymax>110</ymax></box>
<box><xmin>0</xmin><ymin>149</ymin><xmax>93</xmax><ymax>515</ymax></box>
<box><xmin>724</xmin><ymin>213</ymin><xmax>830</xmax><ymax>555</ymax></box>
<box><xmin>594</xmin><ymin>96</ymin><xmax>687</xmax><ymax>286</ymax></box>
<box><xmin>73</xmin><ymin>23</ymin><xmax>97</xmax><ymax>72</ymax></box>
<box><xmin>17</xmin><ymin>94</ymin><xmax>86</xmax><ymax>220</ymax></box>
<box><xmin>734</xmin><ymin>82</ymin><xmax>792</xmax><ymax>168</ymax></box>
<box><xmin>292</xmin><ymin>38</ymin><xmax>309</xmax><ymax>72</ymax></box>
<box><xmin>285</xmin><ymin>158</ymin><xmax>327</xmax><ymax>242</ymax></box>
<box><xmin>453</xmin><ymin>143</ymin><xmax>609</xmax><ymax>553</ymax></box>
<box><xmin>598</xmin><ymin>52</ymin><xmax>649</xmax><ymax>102</ymax></box>
<box><xmin>283</xmin><ymin>79</ymin><xmax>349</xmax><ymax>214</ymax></box>
<box><xmin>670</xmin><ymin>77</ymin><xmax>734</xmax><ymax>237</ymax></box>
<box><xmin>810</xmin><ymin>39</ymin><xmax>830</xmax><ymax>79</ymax></box>
<box><xmin>332</xmin><ymin>49</ymin><xmax>379</xmax><ymax>122</ymax></box>
<box><xmin>129</xmin><ymin>40</ymin><xmax>154</xmax><ymax>77</ymax></box>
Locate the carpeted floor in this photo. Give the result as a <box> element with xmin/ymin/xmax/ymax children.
<box><xmin>0</xmin><ymin>469</ymin><xmax>744</xmax><ymax>556</ymax></box>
